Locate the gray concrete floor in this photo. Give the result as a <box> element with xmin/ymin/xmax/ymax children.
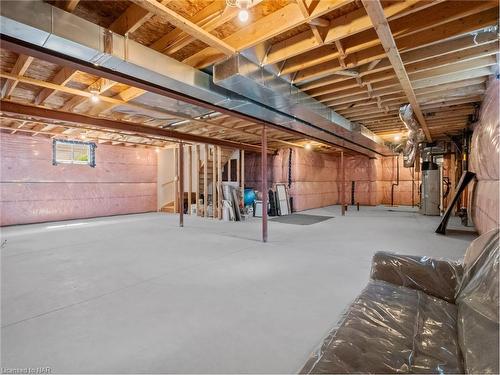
<box><xmin>1</xmin><ymin>206</ymin><xmax>476</xmax><ymax>373</ymax></box>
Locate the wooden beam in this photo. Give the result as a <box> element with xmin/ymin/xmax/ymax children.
<box><xmin>265</xmin><ymin>0</ymin><xmax>432</xmax><ymax>66</ymax></box>
<box><xmin>62</xmin><ymin>78</ymin><xmax>118</xmax><ymax>112</ymax></box>
<box><xmin>183</xmin><ymin>0</ymin><xmax>352</xmax><ymax>68</ymax></box>
<box><xmin>34</xmin><ymin>67</ymin><xmax>78</xmax><ymax>105</ymax></box>
<box><xmin>296</xmin><ymin>0</ymin><xmax>324</xmax><ymax>45</ymax></box>
<box><xmin>292</xmin><ymin>7</ymin><xmax>498</xmax><ymax>83</ymax></box>
<box><xmin>151</xmin><ymin>1</ymin><xmax>251</xmax><ymax>55</ymax></box>
<box><xmin>86</xmin><ymin>87</ymin><xmax>146</xmax><ymax>116</ymax></box>
<box><xmin>132</xmin><ymin>0</ymin><xmax>235</xmax><ymax>56</ymax></box>
<box><xmin>1</xmin><ymin>54</ymin><xmax>33</xmax><ymax>98</ymax></box>
<box><xmin>412</xmin><ymin>66</ymin><xmax>495</xmax><ymax>90</ymax></box>
<box><xmin>280</xmin><ymin>1</ymin><xmax>495</xmax><ymax>75</ymax></box>
<box><xmin>2</xmin><ymin>71</ymin><xmax>291</xmax><ymax>146</ymax></box>
<box><xmin>0</xmin><ymin>100</ymin><xmax>264</xmax><ymax>152</ymax></box>
<box><xmin>56</xmin><ymin>0</ymin><xmax>80</xmax><ymax>12</ymax></box>
<box><xmin>0</xmin><ymin>122</ymin><xmax>169</xmax><ymax>147</ymax></box>
<box><xmin>109</xmin><ymin>0</ymin><xmax>173</xmax><ymax>35</ymax></box>
<box><xmin>309</xmin><ymin>17</ymin><xmax>330</xmax><ymax>27</ymax></box>
<box><xmin>363</xmin><ymin>1</ymin><xmax>432</xmax><ymax>140</ymax></box>
<box><xmin>303</xmin><ymin>32</ymin><xmax>498</xmax><ymax>94</ymax></box>
<box><xmin>316</xmin><ymin>45</ymin><xmax>497</xmax><ymax>102</ymax></box>
<box><xmin>109</xmin><ymin>4</ymin><xmax>152</xmax><ymax>35</ymax></box>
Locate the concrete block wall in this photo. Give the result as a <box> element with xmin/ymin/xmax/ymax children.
<box><xmin>1</xmin><ymin>133</ymin><xmax>157</xmax><ymax>226</ymax></box>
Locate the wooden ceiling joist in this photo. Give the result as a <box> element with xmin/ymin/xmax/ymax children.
<box><xmin>6</xmin><ymin>0</ymin><xmax>499</xmax><ymax>142</ymax></box>
<box><xmin>132</xmin><ymin>0</ymin><xmax>236</xmax><ymax>56</ymax></box>
<box><xmin>1</xmin><ymin>54</ymin><xmax>33</xmax><ymax>99</ymax></box>
<box><xmin>293</xmin><ymin>7</ymin><xmax>498</xmax><ymax>84</ymax></box>
<box><xmin>0</xmin><ymin>100</ymin><xmax>264</xmax><ymax>152</ymax></box>
<box><xmin>265</xmin><ymin>0</ymin><xmax>432</xmax><ymax>67</ymax></box>
<box><xmin>183</xmin><ymin>0</ymin><xmax>352</xmax><ymax>68</ymax></box>
<box><xmin>278</xmin><ymin>1</ymin><xmax>496</xmax><ymax>78</ymax></box>
<box><xmin>34</xmin><ymin>67</ymin><xmax>78</xmax><ymax>105</ymax></box>
<box><xmin>55</xmin><ymin>0</ymin><xmax>80</xmax><ymax>13</ymax></box>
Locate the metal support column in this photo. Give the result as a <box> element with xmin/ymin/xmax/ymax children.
<box><xmin>341</xmin><ymin>150</ymin><xmax>345</xmax><ymax>216</ymax></box>
<box><xmin>261</xmin><ymin>125</ymin><xmax>268</xmax><ymax>242</ymax></box>
<box><xmin>179</xmin><ymin>142</ymin><xmax>184</xmax><ymax>227</ymax></box>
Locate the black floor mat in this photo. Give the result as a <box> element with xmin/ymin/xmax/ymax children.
<box><xmin>270</xmin><ymin>214</ymin><xmax>334</xmax><ymax>225</ymax></box>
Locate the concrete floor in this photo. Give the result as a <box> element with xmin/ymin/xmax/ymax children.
<box><xmin>1</xmin><ymin>206</ymin><xmax>476</xmax><ymax>373</ymax></box>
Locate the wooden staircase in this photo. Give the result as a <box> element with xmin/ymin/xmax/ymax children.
<box><xmin>160</xmin><ymin>145</ymin><xmax>234</xmax><ymax>217</ymax></box>
<box><xmin>161</xmin><ymin>192</ymin><xmax>197</xmax><ymax>213</ymax></box>
<box><xmin>198</xmin><ymin>147</ymin><xmax>233</xmax><ymax>216</ymax></box>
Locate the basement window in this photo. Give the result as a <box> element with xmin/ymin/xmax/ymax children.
<box><xmin>52</xmin><ymin>139</ymin><xmax>96</xmax><ymax>167</ymax></box>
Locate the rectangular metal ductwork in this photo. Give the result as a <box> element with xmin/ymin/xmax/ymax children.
<box><xmin>0</xmin><ymin>0</ymin><xmax>391</xmax><ymax>157</ymax></box>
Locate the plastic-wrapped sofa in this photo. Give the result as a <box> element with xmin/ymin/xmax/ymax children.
<box><xmin>301</xmin><ymin>229</ymin><xmax>499</xmax><ymax>374</ymax></box>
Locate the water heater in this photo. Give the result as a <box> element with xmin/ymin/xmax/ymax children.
<box><xmin>420</xmin><ymin>161</ymin><xmax>441</xmax><ymax>216</ymax></box>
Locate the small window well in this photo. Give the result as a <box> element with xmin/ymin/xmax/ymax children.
<box><xmin>53</xmin><ymin>139</ymin><xmax>96</xmax><ymax>167</ymax></box>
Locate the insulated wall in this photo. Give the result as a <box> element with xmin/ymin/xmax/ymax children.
<box><xmin>0</xmin><ymin>133</ymin><xmax>157</xmax><ymax>226</ymax></box>
<box><xmin>470</xmin><ymin>78</ymin><xmax>500</xmax><ymax>234</ymax></box>
<box><xmin>380</xmin><ymin>156</ymin><xmax>419</xmax><ymax>206</ymax></box>
<box><xmin>244</xmin><ymin>148</ymin><xmax>418</xmax><ymax>211</ymax></box>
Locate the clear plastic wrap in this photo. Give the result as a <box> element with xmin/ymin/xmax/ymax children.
<box><xmin>470</xmin><ymin>78</ymin><xmax>499</xmax><ymax>234</ymax></box>
<box><xmin>301</xmin><ymin>230</ymin><xmax>499</xmax><ymax>374</ymax></box>
<box><xmin>456</xmin><ymin>229</ymin><xmax>499</xmax><ymax>374</ymax></box>
<box><xmin>371</xmin><ymin>251</ymin><xmax>462</xmax><ymax>303</ymax></box>
<box><xmin>300</xmin><ymin>280</ymin><xmax>463</xmax><ymax>374</ymax></box>
<box><xmin>470</xmin><ymin>79</ymin><xmax>499</xmax><ymax>181</ymax></box>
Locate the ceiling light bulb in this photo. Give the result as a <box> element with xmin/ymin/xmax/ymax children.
<box><xmin>90</xmin><ymin>90</ymin><xmax>100</xmax><ymax>103</ymax></box>
<box><xmin>394</xmin><ymin>134</ymin><xmax>401</xmax><ymax>141</ymax></box>
<box><xmin>238</xmin><ymin>9</ymin><xmax>249</xmax><ymax>22</ymax></box>
<box><xmin>305</xmin><ymin>143</ymin><xmax>312</xmax><ymax>150</ymax></box>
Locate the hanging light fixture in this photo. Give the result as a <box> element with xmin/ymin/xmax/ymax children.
<box><xmin>90</xmin><ymin>89</ymin><xmax>100</xmax><ymax>103</ymax></box>
<box><xmin>226</xmin><ymin>0</ymin><xmax>253</xmax><ymax>23</ymax></box>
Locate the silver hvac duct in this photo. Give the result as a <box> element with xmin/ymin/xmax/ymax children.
<box><xmin>399</xmin><ymin>104</ymin><xmax>425</xmax><ymax>167</ymax></box>
<box><xmin>213</xmin><ymin>54</ymin><xmax>386</xmax><ymax>152</ymax></box>
<box><xmin>0</xmin><ymin>0</ymin><xmax>392</xmax><ymax>157</ymax></box>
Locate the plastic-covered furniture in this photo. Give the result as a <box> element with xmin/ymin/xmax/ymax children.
<box><xmin>300</xmin><ymin>229</ymin><xmax>499</xmax><ymax>374</ymax></box>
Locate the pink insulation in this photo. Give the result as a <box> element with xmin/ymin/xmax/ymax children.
<box><xmin>1</xmin><ymin>133</ymin><xmax>157</xmax><ymax>226</ymax></box>
<box><xmin>380</xmin><ymin>156</ymin><xmax>419</xmax><ymax>206</ymax></box>
<box><xmin>470</xmin><ymin>78</ymin><xmax>500</xmax><ymax>234</ymax></box>
<box><xmin>244</xmin><ymin>147</ymin><xmax>418</xmax><ymax>212</ymax></box>
<box><xmin>290</xmin><ymin>148</ymin><xmax>340</xmax><ymax>211</ymax></box>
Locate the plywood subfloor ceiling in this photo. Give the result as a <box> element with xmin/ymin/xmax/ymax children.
<box><xmin>0</xmin><ymin>48</ymin><xmax>341</xmax><ymax>153</ymax></box>
<box><xmin>44</xmin><ymin>0</ymin><xmax>499</xmax><ymax>142</ymax></box>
